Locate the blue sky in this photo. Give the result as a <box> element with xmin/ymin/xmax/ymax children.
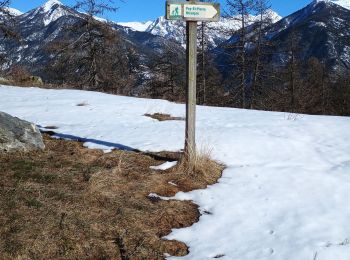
<box><xmin>11</xmin><ymin>0</ymin><xmax>312</xmax><ymax>22</ymax></box>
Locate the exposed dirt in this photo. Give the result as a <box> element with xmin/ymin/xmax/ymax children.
<box><xmin>0</xmin><ymin>134</ymin><xmax>223</xmax><ymax>259</ymax></box>
<box><xmin>144</xmin><ymin>113</ymin><xmax>185</xmax><ymax>122</ymax></box>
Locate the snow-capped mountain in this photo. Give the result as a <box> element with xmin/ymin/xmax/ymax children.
<box><xmin>268</xmin><ymin>0</ymin><xmax>350</xmax><ymax>71</ymax></box>
<box><xmin>118</xmin><ymin>10</ymin><xmax>282</xmax><ymax>48</ymax></box>
<box><xmin>20</xmin><ymin>0</ymin><xmax>79</xmax><ymax>27</ymax></box>
<box><xmin>0</xmin><ymin>0</ymin><xmax>184</xmax><ymax>84</ymax></box>
<box><xmin>6</xmin><ymin>0</ymin><xmax>281</xmax><ymax>49</ymax></box>
<box><xmin>38</xmin><ymin>0</ymin><xmax>71</xmax><ymax>26</ymax></box>
<box><xmin>216</xmin><ymin>0</ymin><xmax>350</xmax><ymax>77</ymax></box>
<box><xmin>0</xmin><ymin>0</ymin><xmax>349</xmax><ymax>91</ymax></box>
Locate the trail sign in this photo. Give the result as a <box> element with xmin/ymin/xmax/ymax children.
<box><xmin>169</xmin><ymin>4</ymin><xmax>182</xmax><ymax>20</ymax></box>
<box><xmin>166</xmin><ymin>1</ymin><xmax>220</xmax><ymax>22</ymax></box>
<box><xmin>166</xmin><ymin>0</ymin><xmax>220</xmax><ymax>163</ymax></box>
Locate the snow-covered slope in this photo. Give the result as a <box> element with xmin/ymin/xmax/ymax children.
<box><xmin>1</xmin><ymin>85</ymin><xmax>350</xmax><ymax>260</ymax></box>
<box><xmin>331</xmin><ymin>0</ymin><xmax>350</xmax><ymax>9</ymax></box>
<box><xmin>1</xmin><ymin>7</ymin><xmax>23</xmax><ymax>16</ymax></box>
<box><xmin>118</xmin><ymin>21</ymin><xmax>153</xmax><ymax>32</ymax></box>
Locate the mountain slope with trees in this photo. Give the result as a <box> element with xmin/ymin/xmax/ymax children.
<box><xmin>0</xmin><ymin>0</ymin><xmax>185</xmax><ymax>94</ymax></box>
<box><xmin>0</xmin><ymin>0</ymin><xmax>349</xmax><ymax>115</ymax></box>
<box><xmin>215</xmin><ymin>0</ymin><xmax>350</xmax><ymax>115</ymax></box>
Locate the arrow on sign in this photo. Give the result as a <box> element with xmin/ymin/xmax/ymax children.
<box><xmin>184</xmin><ymin>4</ymin><xmax>218</xmax><ymax>19</ymax></box>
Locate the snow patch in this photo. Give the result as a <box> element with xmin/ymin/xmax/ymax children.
<box><xmin>41</xmin><ymin>0</ymin><xmax>62</xmax><ymax>13</ymax></box>
<box><xmin>331</xmin><ymin>0</ymin><xmax>350</xmax><ymax>9</ymax></box>
<box><xmin>150</xmin><ymin>161</ymin><xmax>177</xmax><ymax>171</ymax></box>
<box><xmin>148</xmin><ymin>193</ymin><xmax>172</xmax><ymax>201</ymax></box>
<box><xmin>118</xmin><ymin>21</ymin><xmax>153</xmax><ymax>32</ymax></box>
<box><xmin>1</xmin><ymin>7</ymin><xmax>23</xmax><ymax>16</ymax></box>
<box><xmin>315</xmin><ymin>0</ymin><xmax>350</xmax><ymax>9</ymax></box>
<box><xmin>310</xmin><ymin>21</ymin><xmax>327</xmax><ymax>27</ymax></box>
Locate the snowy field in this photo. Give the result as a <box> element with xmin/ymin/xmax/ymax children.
<box><xmin>1</xmin><ymin>85</ymin><xmax>350</xmax><ymax>260</ymax></box>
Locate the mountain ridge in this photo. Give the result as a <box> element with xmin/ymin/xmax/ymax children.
<box><xmin>118</xmin><ymin>10</ymin><xmax>282</xmax><ymax>47</ymax></box>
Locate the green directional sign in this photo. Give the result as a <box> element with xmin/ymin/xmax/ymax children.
<box><xmin>166</xmin><ymin>1</ymin><xmax>220</xmax><ymax>22</ymax></box>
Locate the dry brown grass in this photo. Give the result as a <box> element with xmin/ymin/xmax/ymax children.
<box><xmin>0</xmin><ymin>135</ymin><xmax>223</xmax><ymax>260</ymax></box>
<box><xmin>144</xmin><ymin>113</ymin><xmax>185</xmax><ymax>122</ymax></box>
<box><xmin>0</xmin><ymin>79</ymin><xmax>43</xmax><ymax>88</ymax></box>
<box><xmin>174</xmin><ymin>146</ymin><xmax>224</xmax><ymax>192</ymax></box>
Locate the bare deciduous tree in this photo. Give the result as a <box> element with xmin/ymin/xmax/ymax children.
<box><xmin>250</xmin><ymin>0</ymin><xmax>273</xmax><ymax>109</ymax></box>
<box><xmin>143</xmin><ymin>44</ymin><xmax>186</xmax><ymax>101</ymax></box>
<box><xmin>48</xmin><ymin>0</ymin><xmax>135</xmax><ymax>93</ymax></box>
<box><xmin>224</xmin><ymin>0</ymin><xmax>254</xmax><ymax>108</ymax></box>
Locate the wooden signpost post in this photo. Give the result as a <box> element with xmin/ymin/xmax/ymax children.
<box><xmin>166</xmin><ymin>1</ymin><xmax>220</xmax><ymax>163</ymax></box>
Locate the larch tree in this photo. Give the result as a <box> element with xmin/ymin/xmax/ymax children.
<box><xmin>49</xmin><ymin>0</ymin><xmax>134</xmax><ymax>93</ymax></box>
<box><xmin>224</xmin><ymin>0</ymin><xmax>254</xmax><ymax>108</ymax></box>
<box><xmin>144</xmin><ymin>43</ymin><xmax>186</xmax><ymax>102</ymax></box>
<box><xmin>249</xmin><ymin>0</ymin><xmax>273</xmax><ymax>109</ymax></box>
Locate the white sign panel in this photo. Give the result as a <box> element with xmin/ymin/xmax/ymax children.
<box><xmin>184</xmin><ymin>4</ymin><xmax>218</xmax><ymax>20</ymax></box>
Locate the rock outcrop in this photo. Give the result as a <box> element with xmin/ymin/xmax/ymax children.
<box><xmin>0</xmin><ymin>112</ymin><xmax>45</xmax><ymax>153</ymax></box>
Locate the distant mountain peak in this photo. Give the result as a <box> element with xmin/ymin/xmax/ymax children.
<box><xmin>36</xmin><ymin>0</ymin><xmax>69</xmax><ymax>26</ymax></box>
<box><xmin>313</xmin><ymin>0</ymin><xmax>350</xmax><ymax>9</ymax></box>
<box><xmin>41</xmin><ymin>0</ymin><xmax>63</xmax><ymax>12</ymax></box>
<box><xmin>125</xmin><ymin>10</ymin><xmax>282</xmax><ymax>48</ymax></box>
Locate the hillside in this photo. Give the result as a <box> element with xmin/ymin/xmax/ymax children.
<box><xmin>1</xmin><ymin>85</ymin><xmax>350</xmax><ymax>259</ymax></box>
<box><xmin>216</xmin><ymin>0</ymin><xmax>350</xmax><ymax>75</ymax></box>
<box><xmin>267</xmin><ymin>0</ymin><xmax>350</xmax><ymax>70</ymax></box>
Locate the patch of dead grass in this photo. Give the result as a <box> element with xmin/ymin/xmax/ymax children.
<box><xmin>144</xmin><ymin>113</ymin><xmax>185</xmax><ymax>122</ymax></box>
<box><xmin>0</xmin><ymin>135</ymin><xmax>223</xmax><ymax>259</ymax></box>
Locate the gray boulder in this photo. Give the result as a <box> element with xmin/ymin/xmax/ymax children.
<box><xmin>0</xmin><ymin>112</ymin><xmax>45</xmax><ymax>153</ymax></box>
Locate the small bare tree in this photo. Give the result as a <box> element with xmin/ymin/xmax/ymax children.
<box><xmin>144</xmin><ymin>44</ymin><xmax>186</xmax><ymax>101</ymax></box>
